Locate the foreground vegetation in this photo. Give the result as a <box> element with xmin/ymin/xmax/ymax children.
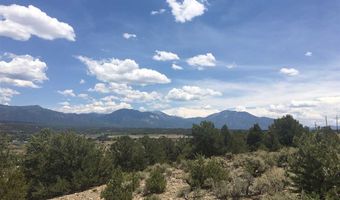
<box><xmin>0</xmin><ymin>115</ymin><xmax>339</xmax><ymax>200</ymax></box>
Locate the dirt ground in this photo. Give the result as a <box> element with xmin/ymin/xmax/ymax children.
<box><xmin>50</xmin><ymin>168</ymin><xmax>216</xmax><ymax>200</ymax></box>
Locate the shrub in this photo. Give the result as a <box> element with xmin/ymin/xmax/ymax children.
<box><xmin>288</xmin><ymin>133</ymin><xmax>340</xmax><ymax>198</ymax></box>
<box><xmin>244</xmin><ymin>156</ymin><xmax>269</xmax><ymax>177</ymax></box>
<box><xmin>0</xmin><ymin>135</ymin><xmax>27</xmax><ymax>200</ymax></box>
<box><xmin>24</xmin><ymin>130</ymin><xmax>111</xmax><ymax>199</ymax></box>
<box><xmin>227</xmin><ymin>172</ymin><xmax>253</xmax><ymax>198</ymax></box>
<box><xmin>213</xmin><ymin>180</ymin><xmax>229</xmax><ymax>199</ymax></box>
<box><xmin>188</xmin><ymin>156</ymin><xmax>229</xmax><ymax>189</ymax></box>
<box><xmin>144</xmin><ymin>194</ymin><xmax>161</xmax><ymax>200</ymax></box>
<box><xmin>145</xmin><ymin>168</ymin><xmax>167</xmax><ymax>194</ymax></box>
<box><xmin>101</xmin><ymin>168</ymin><xmax>133</xmax><ymax>200</ymax></box>
<box><xmin>252</xmin><ymin>167</ymin><xmax>286</xmax><ymax>195</ymax></box>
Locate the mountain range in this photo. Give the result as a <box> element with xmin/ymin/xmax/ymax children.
<box><xmin>0</xmin><ymin>104</ymin><xmax>274</xmax><ymax>130</ymax></box>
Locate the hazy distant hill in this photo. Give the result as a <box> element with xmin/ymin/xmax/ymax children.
<box><xmin>0</xmin><ymin>104</ymin><xmax>273</xmax><ymax>129</ymax></box>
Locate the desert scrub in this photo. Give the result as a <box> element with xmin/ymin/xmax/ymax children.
<box><xmin>227</xmin><ymin>172</ymin><xmax>254</xmax><ymax>198</ymax></box>
<box><xmin>252</xmin><ymin>167</ymin><xmax>287</xmax><ymax>195</ymax></box>
<box><xmin>244</xmin><ymin>156</ymin><xmax>269</xmax><ymax>177</ymax></box>
<box><xmin>188</xmin><ymin>156</ymin><xmax>229</xmax><ymax>189</ymax></box>
<box><xmin>145</xmin><ymin>167</ymin><xmax>167</xmax><ymax>194</ymax></box>
<box><xmin>101</xmin><ymin>168</ymin><xmax>133</xmax><ymax>200</ymax></box>
<box><xmin>144</xmin><ymin>194</ymin><xmax>161</xmax><ymax>200</ymax></box>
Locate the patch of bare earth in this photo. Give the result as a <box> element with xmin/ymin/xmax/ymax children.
<box><xmin>50</xmin><ymin>168</ymin><xmax>217</xmax><ymax>200</ymax></box>
<box><xmin>49</xmin><ymin>185</ymin><xmax>105</xmax><ymax>200</ymax></box>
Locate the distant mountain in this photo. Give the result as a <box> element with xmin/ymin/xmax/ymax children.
<box><xmin>0</xmin><ymin>104</ymin><xmax>274</xmax><ymax>129</ymax></box>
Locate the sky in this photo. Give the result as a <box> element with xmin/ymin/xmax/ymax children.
<box><xmin>0</xmin><ymin>0</ymin><xmax>340</xmax><ymax>126</ymax></box>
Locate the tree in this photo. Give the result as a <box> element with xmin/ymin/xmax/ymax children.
<box><xmin>262</xmin><ymin>131</ymin><xmax>281</xmax><ymax>151</ymax></box>
<box><xmin>0</xmin><ymin>135</ymin><xmax>27</xmax><ymax>200</ymax></box>
<box><xmin>269</xmin><ymin>115</ymin><xmax>304</xmax><ymax>146</ymax></box>
<box><xmin>110</xmin><ymin>136</ymin><xmax>147</xmax><ymax>171</ymax></box>
<box><xmin>221</xmin><ymin>124</ymin><xmax>232</xmax><ymax>152</ymax></box>
<box><xmin>247</xmin><ymin>124</ymin><xmax>263</xmax><ymax>151</ymax></box>
<box><xmin>289</xmin><ymin>132</ymin><xmax>340</xmax><ymax>198</ymax></box>
<box><xmin>192</xmin><ymin>121</ymin><xmax>224</xmax><ymax>156</ymax></box>
<box><xmin>24</xmin><ymin>130</ymin><xmax>111</xmax><ymax>200</ymax></box>
<box><xmin>140</xmin><ymin>136</ymin><xmax>166</xmax><ymax>165</ymax></box>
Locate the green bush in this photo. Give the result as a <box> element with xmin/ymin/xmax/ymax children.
<box><xmin>110</xmin><ymin>136</ymin><xmax>148</xmax><ymax>171</ymax></box>
<box><xmin>24</xmin><ymin>130</ymin><xmax>111</xmax><ymax>199</ymax></box>
<box><xmin>145</xmin><ymin>168</ymin><xmax>167</xmax><ymax>194</ymax></box>
<box><xmin>244</xmin><ymin>156</ymin><xmax>269</xmax><ymax>177</ymax></box>
<box><xmin>288</xmin><ymin>133</ymin><xmax>340</xmax><ymax>198</ymax></box>
<box><xmin>101</xmin><ymin>168</ymin><xmax>133</xmax><ymax>200</ymax></box>
<box><xmin>188</xmin><ymin>156</ymin><xmax>229</xmax><ymax>189</ymax></box>
<box><xmin>0</xmin><ymin>135</ymin><xmax>27</xmax><ymax>200</ymax></box>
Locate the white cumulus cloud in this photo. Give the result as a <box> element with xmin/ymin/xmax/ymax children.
<box><xmin>123</xmin><ymin>33</ymin><xmax>136</xmax><ymax>39</ymax></box>
<box><xmin>305</xmin><ymin>51</ymin><xmax>312</xmax><ymax>57</ymax></box>
<box><xmin>89</xmin><ymin>83</ymin><xmax>161</xmax><ymax>102</ymax></box>
<box><xmin>0</xmin><ymin>4</ymin><xmax>75</xmax><ymax>41</ymax></box>
<box><xmin>153</xmin><ymin>50</ymin><xmax>180</xmax><ymax>61</ymax></box>
<box><xmin>166</xmin><ymin>0</ymin><xmax>206</xmax><ymax>23</ymax></box>
<box><xmin>58</xmin><ymin>89</ymin><xmax>76</xmax><ymax>97</ymax></box>
<box><xmin>187</xmin><ymin>53</ymin><xmax>216</xmax><ymax>70</ymax></box>
<box><xmin>172</xmin><ymin>63</ymin><xmax>183</xmax><ymax>70</ymax></box>
<box><xmin>76</xmin><ymin>56</ymin><xmax>171</xmax><ymax>85</ymax></box>
<box><xmin>0</xmin><ymin>53</ymin><xmax>48</xmax><ymax>88</ymax></box>
<box><xmin>151</xmin><ymin>9</ymin><xmax>166</xmax><ymax>15</ymax></box>
<box><xmin>58</xmin><ymin>98</ymin><xmax>132</xmax><ymax>114</ymax></box>
<box><xmin>280</xmin><ymin>67</ymin><xmax>299</xmax><ymax>76</ymax></box>
<box><xmin>0</xmin><ymin>87</ymin><xmax>19</xmax><ymax>105</ymax></box>
<box><xmin>166</xmin><ymin>85</ymin><xmax>222</xmax><ymax>101</ymax></box>
<box><xmin>163</xmin><ymin>106</ymin><xmax>219</xmax><ymax>118</ymax></box>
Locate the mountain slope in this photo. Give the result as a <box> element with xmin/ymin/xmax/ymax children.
<box><xmin>0</xmin><ymin>104</ymin><xmax>273</xmax><ymax>129</ymax></box>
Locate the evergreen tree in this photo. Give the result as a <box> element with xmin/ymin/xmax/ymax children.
<box><xmin>246</xmin><ymin>124</ymin><xmax>263</xmax><ymax>151</ymax></box>
<box><xmin>221</xmin><ymin>124</ymin><xmax>232</xmax><ymax>152</ymax></box>
<box><xmin>192</xmin><ymin>121</ymin><xmax>224</xmax><ymax>156</ymax></box>
<box><xmin>289</xmin><ymin>132</ymin><xmax>340</xmax><ymax>198</ymax></box>
<box><xmin>269</xmin><ymin>115</ymin><xmax>304</xmax><ymax>146</ymax></box>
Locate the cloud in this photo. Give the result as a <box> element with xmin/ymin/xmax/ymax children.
<box><xmin>0</xmin><ymin>4</ymin><xmax>75</xmax><ymax>41</ymax></box>
<box><xmin>153</xmin><ymin>50</ymin><xmax>180</xmax><ymax>61</ymax></box>
<box><xmin>163</xmin><ymin>106</ymin><xmax>219</xmax><ymax>118</ymax></box>
<box><xmin>172</xmin><ymin>63</ymin><xmax>183</xmax><ymax>70</ymax></box>
<box><xmin>226</xmin><ymin>62</ymin><xmax>237</xmax><ymax>69</ymax></box>
<box><xmin>89</xmin><ymin>83</ymin><xmax>161</xmax><ymax>102</ymax></box>
<box><xmin>305</xmin><ymin>51</ymin><xmax>312</xmax><ymax>57</ymax></box>
<box><xmin>123</xmin><ymin>33</ymin><xmax>136</xmax><ymax>39</ymax></box>
<box><xmin>279</xmin><ymin>67</ymin><xmax>299</xmax><ymax>76</ymax></box>
<box><xmin>76</xmin><ymin>56</ymin><xmax>171</xmax><ymax>85</ymax></box>
<box><xmin>151</xmin><ymin>9</ymin><xmax>166</xmax><ymax>15</ymax></box>
<box><xmin>79</xmin><ymin>79</ymin><xmax>85</xmax><ymax>84</ymax></box>
<box><xmin>187</xmin><ymin>53</ymin><xmax>216</xmax><ymax>70</ymax></box>
<box><xmin>166</xmin><ymin>0</ymin><xmax>206</xmax><ymax>23</ymax></box>
<box><xmin>0</xmin><ymin>53</ymin><xmax>48</xmax><ymax>88</ymax></box>
<box><xmin>166</xmin><ymin>85</ymin><xmax>222</xmax><ymax>101</ymax></box>
<box><xmin>58</xmin><ymin>98</ymin><xmax>132</xmax><ymax>114</ymax></box>
<box><xmin>0</xmin><ymin>87</ymin><xmax>19</xmax><ymax>105</ymax></box>
<box><xmin>58</xmin><ymin>89</ymin><xmax>76</xmax><ymax>97</ymax></box>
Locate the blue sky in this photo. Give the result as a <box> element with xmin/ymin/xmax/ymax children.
<box><xmin>0</xmin><ymin>0</ymin><xmax>340</xmax><ymax>125</ymax></box>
